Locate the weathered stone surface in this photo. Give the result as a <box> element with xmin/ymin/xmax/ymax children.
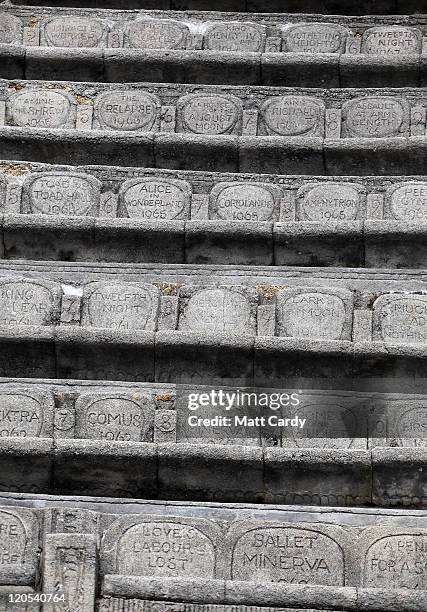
<box><xmin>276</xmin><ymin>287</ymin><xmax>353</xmax><ymax>340</ymax></box>
<box><xmin>204</xmin><ymin>22</ymin><xmax>266</xmax><ymax>52</ymax></box>
<box><xmin>0</xmin><ymin>277</ymin><xmax>61</xmax><ymax>326</ymax></box>
<box><xmin>94</xmin><ymin>90</ymin><xmax>160</xmax><ymax>131</ymax></box>
<box><xmin>385</xmin><ymin>182</ymin><xmax>427</xmax><ymax>222</ymax></box>
<box><xmin>0</xmin><ymin>388</ymin><xmax>54</xmax><ymax>438</ymax></box>
<box><xmin>0</xmin><ymin>506</ymin><xmax>39</xmax><ymax>578</ymax></box>
<box><xmin>74</xmin><ymin>391</ymin><xmax>154</xmax><ymax>442</ymax></box>
<box><xmin>177</xmin><ymin>94</ymin><xmax>242</xmax><ymax>135</ymax></box>
<box><xmin>260</xmin><ymin>96</ymin><xmax>325</xmax><ymax>137</ymax></box>
<box><xmin>282</xmin><ymin>23</ymin><xmax>349</xmax><ymax>54</ymax></box>
<box><xmin>342</xmin><ymin>97</ymin><xmax>410</xmax><ymax>138</ymax></box>
<box><xmin>43</xmin><ymin>16</ymin><xmax>106</xmax><ymax>48</ymax></box>
<box><xmin>361</xmin><ymin>27</ymin><xmax>422</xmax><ymax>56</ymax></box>
<box><xmin>225</xmin><ymin>521</ymin><xmax>348</xmax><ymax>585</ymax></box>
<box><xmin>7</xmin><ymin>87</ymin><xmax>76</xmax><ymax>129</ymax></box>
<box><xmin>209</xmin><ymin>181</ymin><xmax>280</xmax><ymax>222</ymax></box>
<box><xmin>0</xmin><ymin>13</ymin><xmax>23</xmax><ymax>45</ymax></box>
<box><xmin>123</xmin><ymin>19</ymin><xmax>189</xmax><ymax>50</ymax></box>
<box><xmin>119</xmin><ymin>177</ymin><xmax>191</xmax><ymax>220</ymax></box>
<box><xmin>360</xmin><ymin>528</ymin><xmax>427</xmax><ymax>589</ymax></box>
<box><xmin>178</xmin><ymin>286</ymin><xmax>258</xmax><ymax>335</ymax></box>
<box><xmin>372</xmin><ymin>294</ymin><xmax>427</xmax><ymax>345</ymax></box>
<box><xmin>81</xmin><ymin>281</ymin><xmax>160</xmax><ymax>331</ymax></box>
<box><xmin>22</xmin><ymin>171</ymin><xmax>101</xmax><ymax>216</ymax></box>
<box><xmin>296</xmin><ymin>182</ymin><xmax>365</xmax><ymax>222</ymax></box>
<box><xmin>101</xmin><ymin>515</ymin><xmax>221</xmax><ymax>578</ymax></box>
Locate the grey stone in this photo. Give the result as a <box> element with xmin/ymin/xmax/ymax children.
<box><xmin>372</xmin><ymin>448</ymin><xmax>427</xmax><ymax>508</ymax></box>
<box><xmin>384</xmin><ymin>182</ymin><xmax>427</xmax><ymax>222</ymax></box>
<box><xmin>209</xmin><ymin>181</ymin><xmax>281</xmax><ymax>222</ymax></box>
<box><xmin>261</xmin><ymin>53</ymin><xmax>340</xmax><ymax>88</ymax></box>
<box><xmin>361</xmin><ymin>27</ymin><xmax>423</xmax><ymax>57</ymax></box>
<box><xmin>81</xmin><ymin>281</ymin><xmax>161</xmax><ymax>331</ymax></box>
<box><xmin>0</xmin><ymin>505</ymin><xmax>39</xmax><ymax>582</ymax></box>
<box><xmin>372</xmin><ymin>293</ymin><xmax>427</xmax><ymax>345</ymax></box>
<box><xmin>259</xmin><ymin>96</ymin><xmax>325</xmax><ymax>137</ymax></box>
<box><xmin>296</xmin><ymin>182</ymin><xmax>366</xmax><ymax>222</ymax></box>
<box><xmin>0</xmin><ymin>13</ymin><xmax>22</xmax><ymax>45</ymax></box>
<box><xmin>42</xmin><ymin>16</ymin><xmax>107</xmax><ymax>48</ymax></box>
<box><xmin>341</xmin><ymin>97</ymin><xmax>410</xmax><ymax>139</ymax></box>
<box><xmin>93</xmin><ymin>90</ymin><xmax>161</xmax><ymax>132</ymax></box>
<box><xmin>0</xmin><ymin>277</ymin><xmax>61</xmax><ymax>326</ymax></box>
<box><xmin>123</xmin><ymin>19</ymin><xmax>190</xmax><ymax>50</ymax></box>
<box><xmin>6</xmin><ymin>87</ymin><xmax>77</xmax><ymax>129</ymax></box>
<box><xmin>176</xmin><ymin>93</ymin><xmax>243</xmax><ymax>135</ymax></box>
<box><xmin>0</xmin><ymin>387</ymin><xmax>54</xmax><ymax>439</ymax></box>
<box><xmin>119</xmin><ymin>177</ymin><xmax>191</xmax><ymax>220</ymax></box>
<box><xmin>21</xmin><ymin>170</ymin><xmax>101</xmax><ymax>216</ymax></box>
<box><xmin>275</xmin><ymin>287</ymin><xmax>353</xmax><ymax>341</ymax></box>
<box><xmin>204</xmin><ymin>22</ymin><xmax>266</xmax><ymax>53</ymax></box>
<box><xmin>74</xmin><ymin>391</ymin><xmax>155</xmax><ymax>442</ymax></box>
<box><xmin>281</xmin><ymin>23</ymin><xmax>349</xmax><ymax>54</ymax></box>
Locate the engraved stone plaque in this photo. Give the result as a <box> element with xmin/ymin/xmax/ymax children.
<box><xmin>296</xmin><ymin>182</ymin><xmax>365</xmax><ymax>222</ymax></box>
<box><xmin>282</xmin><ymin>23</ymin><xmax>348</xmax><ymax>54</ymax></box>
<box><xmin>75</xmin><ymin>392</ymin><xmax>154</xmax><ymax>442</ymax></box>
<box><xmin>7</xmin><ymin>89</ymin><xmax>75</xmax><ymax>129</ymax></box>
<box><xmin>124</xmin><ymin>19</ymin><xmax>189</xmax><ymax>50</ymax></box>
<box><xmin>0</xmin><ymin>507</ymin><xmax>38</xmax><ymax>570</ymax></box>
<box><xmin>0</xmin><ymin>278</ymin><xmax>60</xmax><ymax>326</ymax></box>
<box><xmin>276</xmin><ymin>288</ymin><xmax>353</xmax><ymax>340</ymax></box>
<box><xmin>261</xmin><ymin>96</ymin><xmax>325</xmax><ymax>137</ymax></box>
<box><xmin>177</xmin><ymin>94</ymin><xmax>242</xmax><ymax>135</ymax></box>
<box><xmin>119</xmin><ymin>177</ymin><xmax>191</xmax><ymax>220</ymax></box>
<box><xmin>22</xmin><ymin>172</ymin><xmax>101</xmax><ymax>216</ymax></box>
<box><xmin>43</xmin><ymin>17</ymin><xmax>105</xmax><ymax>48</ymax></box>
<box><xmin>94</xmin><ymin>90</ymin><xmax>160</xmax><ymax>132</ymax></box>
<box><xmin>361</xmin><ymin>26</ymin><xmax>422</xmax><ymax>56</ymax></box>
<box><xmin>178</xmin><ymin>286</ymin><xmax>257</xmax><ymax>335</ymax></box>
<box><xmin>103</xmin><ymin>517</ymin><xmax>218</xmax><ymax>578</ymax></box>
<box><xmin>0</xmin><ymin>391</ymin><xmax>52</xmax><ymax>438</ymax></box>
<box><xmin>395</xmin><ymin>405</ymin><xmax>427</xmax><ymax>448</ymax></box>
<box><xmin>342</xmin><ymin>97</ymin><xmax>409</xmax><ymax>138</ymax></box>
<box><xmin>82</xmin><ymin>282</ymin><xmax>160</xmax><ymax>331</ymax></box>
<box><xmin>230</xmin><ymin>524</ymin><xmax>345</xmax><ymax>585</ymax></box>
<box><xmin>0</xmin><ymin>13</ymin><xmax>22</xmax><ymax>45</ymax></box>
<box><xmin>373</xmin><ymin>294</ymin><xmax>427</xmax><ymax>345</ymax></box>
<box><xmin>209</xmin><ymin>182</ymin><xmax>280</xmax><ymax>222</ymax></box>
<box><xmin>363</xmin><ymin>532</ymin><xmax>427</xmax><ymax>589</ymax></box>
<box><xmin>385</xmin><ymin>182</ymin><xmax>427</xmax><ymax>222</ymax></box>
<box><xmin>204</xmin><ymin>22</ymin><xmax>266</xmax><ymax>52</ymax></box>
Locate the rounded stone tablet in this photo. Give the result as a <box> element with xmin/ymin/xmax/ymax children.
<box><xmin>362</xmin><ymin>26</ymin><xmax>422</xmax><ymax>56</ymax></box>
<box><xmin>292</xmin><ymin>403</ymin><xmax>359</xmax><ymax>449</ymax></box>
<box><xmin>0</xmin><ymin>13</ymin><xmax>22</xmax><ymax>45</ymax></box>
<box><xmin>276</xmin><ymin>290</ymin><xmax>350</xmax><ymax>340</ymax></box>
<box><xmin>0</xmin><ymin>392</ymin><xmax>43</xmax><ymax>438</ymax></box>
<box><xmin>44</xmin><ymin>16</ymin><xmax>105</xmax><ymax>48</ymax></box>
<box><xmin>261</xmin><ymin>96</ymin><xmax>325</xmax><ymax>137</ymax></box>
<box><xmin>386</xmin><ymin>182</ymin><xmax>427</xmax><ymax>221</ymax></box>
<box><xmin>297</xmin><ymin>182</ymin><xmax>364</xmax><ymax>222</ymax></box>
<box><xmin>373</xmin><ymin>294</ymin><xmax>427</xmax><ymax>345</ymax></box>
<box><xmin>7</xmin><ymin>89</ymin><xmax>74</xmax><ymax>129</ymax></box>
<box><xmin>342</xmin><ymin>97</ymin><xmax>408</xmax><ymax>138</ymax></box>
<box><xmin>119</xmin><ymin>177</ymin><xmax>191</xmax><ymax>220</ymax></box>
<box><xmin>124</xmin><ymin>18</ymin><xmax>189</xmax><ymax>50</ymax></box>
<box><xmin>231</xmin><ymin>525</ymin><xmax>344</xmax><ymax>585</ymax></box>
<box><xmin>82</xmin><ymin>282</ymin><xmax>160</xmax><ymax>331</ymax></box>
<box><xmin>178</xmin><ymin>94</ymin><xmax>242</xmax><ymax>135</ymax></box>
<box><xmin>282</xmin><ymin>23</ymin><xmax>348</xmax><ymax>54</ymax></box>
<box><xmin>23</xmin><ymin>172</ymin><xmax>101</xmax><ymax>216</ymax></box>
<box><xmin>204</xmin><ymin>22</ymin><xmax>266</xmax><ymax>52</ymax></box>
<box><xmin>363</xmin><ymin>533</ymin><xmax>427</xmax><ymax>589</ymax></box>
<box><xmin>0</xmin><ymin>279</ymin><xmax>59</xmax><ymax>326</ymax></box>
<box><xmin>94</xmin><ymin>90</ymin><xmax>160</xmax><ymax>131</ymax></box>
<box><xmin>210</xmin><ymin>182</ymin><xmax>279</xmax><ymax>222</ymax></box>
<box><xmin>397</xmin><ymin>406</ymin><xmax>427</xmax><ymax>448</ymax></box>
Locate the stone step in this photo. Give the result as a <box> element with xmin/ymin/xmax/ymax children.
<box><xmin>0</xmin><ymin>377</ymin><xmax>423</xmax><ymax>449</ymax></box>
<box><xmin>0</xmin><ymin>273</ymin><xmax>423</xmax><ymax>389</ymax></box>
<box><xmin>0</xmin><ymin>81</ymin><xmax>426</xmax><ymax>175</ymax></box>
<box><xmin>0</xmin><ymin>438</ymin><xmax>424</xmax><ymax>504</ymax></box>
<box><xmin>8</xmin><ymin>0</ymin><xmax>424</xmax><ymax>17</ymax></box>
<box><xmin>1</xmin><ymin>6</ymin><xmax>426</xmax><ymax>85</ymax></box>
<box><xmin>0</xmin><ymin>161</ymin><xmax>426</xmax><ymax>267</ymax></box>
<box><xmin>1</xmin><ymin>497</ymin><xmax>427</xmax><ymax>605</ymax></box>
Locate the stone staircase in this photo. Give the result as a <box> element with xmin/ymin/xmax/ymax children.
<box><xmin>0</xmin><ymin>1</ymin><xmax>426</xmax><ymax>611</ymax></box>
